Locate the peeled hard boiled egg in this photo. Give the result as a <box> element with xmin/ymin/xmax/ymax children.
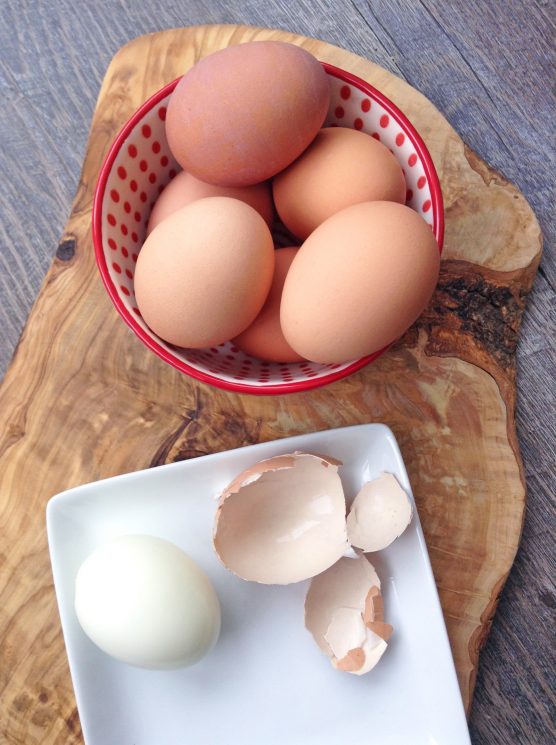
<box><xmin>273</xmin><ymin>127</ymin><xmax>406</xmax><ymax>240</ymax></box>
<box><xmin>134</xmin><ymin>196</ymin><xmax>275</xmax><ymax>348</ymax></box>
<box><xmin>74</xmin><ymin>535</ymin><xmax>221</xmax><ymax>669</ymax></box>
<box><xmin>147</xmin><ymin>170</ymin><xmax>274</xmax><ymax>234</ymax></box>
<box><xmin>280</xmin><ymin>201</ymin><xmax>440</xmax><ymax>363</ymax></box>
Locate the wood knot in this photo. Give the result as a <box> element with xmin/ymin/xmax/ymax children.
<box><xmin>540</xmin><ymin>591</ymin><xmax>555</xmax><ymax>609</ymax></box>
<box><xmin>436</xmin><ymin>275</ymin><xmax>521</xmax><ymax>363</ymax></box>
<box><xmin>12</xmin><ymin>692</ymin><xmax>31</xmax><ymax>712</ymax></box>
<box><xmin>65</xmin><ymin>706</ymin><xmax>80</xmax><ymax>733</ymax></box>
<box><xmin>420</xmin><ymin>261</ymin><xmax>527</xmax><ymax>372</ymax></box>
<box><xmin>56</xmin><ymin>236</ymin><xmax>76</xmax><ymax>261</ymax></box>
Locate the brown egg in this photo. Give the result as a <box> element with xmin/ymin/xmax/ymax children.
<box><xmin>166</xmin><ymin>41</ymin><xmax>330</xmax><ymax>186</ymax></box>
<box><xmin>273</xmin><ymin>127</ymin><xmax>406</xmax><ymax>240</ymax></box>
<box><xmin>280</xmin><ymin>201</ymin><xmax>440</xmax><ymax>363</ymax></box>
<box><xmin>134</xmin><ymin>197</ymin><xmax>274</xmax><ymax>348</ymax></box>
<box><xmin>233</xmin><ymin>247</ymin><xmax>304</xmax><ymax>363</ymax></box>
<box><xmin>147</xmin><ymin>170</ymin><xmax>274</xmax><ymax>234</ymax></box>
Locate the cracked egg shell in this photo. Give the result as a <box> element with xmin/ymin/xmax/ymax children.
<box><xmin>305</xmin><ymin>554</ymin><xmax>392</xmax><ymax>675</ymax></box>
<box><xmin>213</xmin><ymin>452</ymin><xmax>348</xmax><ymax>584</ymax></box>
<box><xmin>346</xmin><ymin>472</ymin><xmax>413</xmax><ymax>553</ymax></box>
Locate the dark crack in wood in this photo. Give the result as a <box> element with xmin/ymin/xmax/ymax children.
<box><xmin>417</xmin><ymin>260</ymin><xmax>530</xmax><ymax>373</ymax></box>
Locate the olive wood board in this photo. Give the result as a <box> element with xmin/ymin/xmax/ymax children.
<box><xmin>0</xmin><ymin>24</ymin><xmax>542</xmax><ymax>745</ymax></box>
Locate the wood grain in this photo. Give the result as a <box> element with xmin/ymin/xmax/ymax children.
<box><xmin>1</xmin><ymin>7</ymin><xmax>552</xmax><ymax>741</ymax></box>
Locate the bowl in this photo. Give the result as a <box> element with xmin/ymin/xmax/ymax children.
<box><xmin>93</xmin><ymin>62</ymin><xmax>444</xmax><ymax>395</ymax></box>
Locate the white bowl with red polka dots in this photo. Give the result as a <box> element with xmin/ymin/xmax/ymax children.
<box><xmin>93</xmin><ymin>62</ymin><xmax>443</xmax><ymax>395</ymax></box>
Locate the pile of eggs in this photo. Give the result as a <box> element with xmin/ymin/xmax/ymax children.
<box><xmin>133</xmin><ymin>41</ymin><xmax>441</xmax><ymax>366</ymax></box>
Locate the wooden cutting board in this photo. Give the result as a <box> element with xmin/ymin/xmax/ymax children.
<box><xmin>0</xmin><ymin>25</ymin><xmax>542</xmax><ymax>744</ymax></box>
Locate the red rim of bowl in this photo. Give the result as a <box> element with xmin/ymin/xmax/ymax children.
<box><xmin>92</xmin><ymin>62</ymin><xmax>444</xmax><ymax>396</ymax></box>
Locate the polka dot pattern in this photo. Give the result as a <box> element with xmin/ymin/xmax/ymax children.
<box><xmin>98</xmin><ymin>73</ymin><xmax>441</xmax><ymax>391</ymax></box>
<box><xmin>101</xmin><ymin>98</ymin><xmax>180</xmax><ymax>322</ymax></box>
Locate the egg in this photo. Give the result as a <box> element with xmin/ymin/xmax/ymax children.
<box><xmin>134</xmin><ymin>197</ymin><xmax>275</xmax><ymax>348</ymax></box>
<box><xmin>166</xmin><ymin>41</ymin><xmax>331</xmax><ymax>186</ymax></box>
<box><xmin>232</xmin><ymin>247</ymin><xmax>304</xmax><ymax>363</ymax></box>
<box><xmin>147</xmin><ymin>170</ymin><xmax>274</xmax><ymax>234</ymax></box>
<box><xmin>273</xmin><ymin>127</ymin><xmax>406</xmax><ymax>240</ymax></box>
<box><xmin>74</xmin><ymin>535</ymin><xmax>221</xmax><ymax>669</ymax></box>
<box><xmin>280</xmin><ymin>201</ymin><xmax>440</xmax><ymax>363</ymax></box>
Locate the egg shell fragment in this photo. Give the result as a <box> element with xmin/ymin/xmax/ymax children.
<box><xmin>346</xmin><ymin>472</ymin><xmax>413</xmax><ymax>552</ymax></box>
<box><xmin>273</xmin><ymin>127</ymin><xmax>406</xmax><ymax>241</ymax></box>
<box><xmin>134</xmin><ymin>196</ymin><xmax>274</xmax><ymax>348</ymax></box>
<box><xmin>147</xmin><ymin>170</ymin><xmax>273</xmax><ymax>234</ymax></box>
<box><xmin>324</xmin><ymin>606</ymin><xmax>367</xmax><ymax>660</ymax></box>
<box><xmin>334</xmin><ymin>646</ymin><xmax>366</xmax><ymax>673</ymax></box>
<box><xmin>305</xmin><ymin>554</ymin><xmax>380</xmax><ymax>655</ymax></box>
<box><xmin>166</xmin><ymin>41</ymin><xmax>331</xmax><ymax>186</ymax></box>
<box><xmin>305</xmin><ymin>554</ymin><xmax>391</xmax><ymax>675</ymax></box>
<box><xmin>336</xmin><ymin>633</ymin><xmax>388</xmax><ymax>675</ymax></box>
<box><xmin>74</xmin><ymin>535</ymin><xmax>221</xmax><ymax>670</ymax></box>
<box><xmin>280</xmin><ymin>200</ymin><xmax>441</xmax><ymax>363</ymax></box>
<box><xmin>213</xmin><ymin>453</ymin><xmax>349</xmax><ymax>585</ymax></box>
<box><xmin>364</xmin><ymin>585</ymin><xmax>394</xmax><ymax>641</ymax></box>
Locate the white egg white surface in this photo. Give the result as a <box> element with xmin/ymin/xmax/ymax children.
<box><xmin>74</xmin><ymin>535</ymin><xmax>221</xmax><ymax>669</ymax></box>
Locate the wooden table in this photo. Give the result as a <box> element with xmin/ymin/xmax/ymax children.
<box><xmin>0</xmin><ymin>2</ymin><xmax>554</xmax><ymax>744</ymax></box>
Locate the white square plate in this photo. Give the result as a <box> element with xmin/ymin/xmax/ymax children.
<box><xmin>47</xmin><ymin>423</ymin><xmax>470</xmax><ymax>745</ymax></box>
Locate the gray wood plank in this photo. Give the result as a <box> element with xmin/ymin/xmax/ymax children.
<box><xmin>0</xmin><ymin>1</ymin><xmax>554</xmax><ymax>743</ymax></box>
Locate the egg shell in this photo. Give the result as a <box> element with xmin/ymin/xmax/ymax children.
<box><xmin>305</xmin><ymin>554</ymin><xmax>381</xmax><ymax>656</ymax></box>
<box><xmin>273</xmin><ymin>127</ymin><xmax>406</xmax><ymax>240</ymax></box>
<box><xmin>74</xmin><ymin>535</ymin><xmax>221</xmax><ymax>669</ymax></box>
<box><xmin>213</xmin><ymin>452</ymin><xmax>349</xmax><ymax>585</ymax></box>
<box><xmin>305</xmin><ymin>554</ymin><xmax>391</xmax><ymax>675</ymax></box>
<box><xmin>346</xmin><ymin>472</ymin><xmax>413</xmax><ymax>552</ymax></box>
<box><xmin>324</xmin><ymin>607</ymin><xmax>366</xmax><ymax>660</ymax></box>
<box><xmin>147</xmin><ymin>170</ymin><xmax>274</xmax><ymax>234</ymax></box>
<box><xmin>166</xmin><ymin>41</ymin><xmax>331</xmax><ymax>186</ymax></box>
<box><xmin>363</xmin><ymin>586</ymin><xmax>394</xmax><ymax>642</ymax></box>
<box><xmin>134</xmin><ymin>196</ymin><xmax>275</xmax><ymax>348</ymax></box>
<box><xmin>280</xmin><ymin>201</ymin><xmax>440</xmax><ymax>363</ymax></box>
<box><xmin>233</xmin><ymin>247</ymin><xmax>304</xmax><ymax>363</ymax></box>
